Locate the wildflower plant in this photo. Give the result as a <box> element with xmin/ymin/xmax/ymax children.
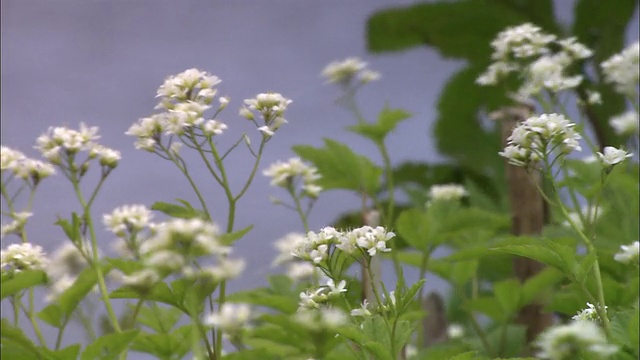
<box><xmin>2</xmin><ymin>7</ymin><xmax>639</xmax><ymax>360</ymax></box>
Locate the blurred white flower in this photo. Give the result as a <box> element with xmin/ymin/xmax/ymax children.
<box><xmin>601</xmin><ymin>41</ymin><xmax>639</xmax><ymax>98</ymax></box>
<box><xmin>428</xmin><ymin>184</ymin><xmax>467</xmax><ymax>202</ymax></box>
<box><xmin>448</xmin><ymin>323</ymin><xmax>465</xmax><ymax>339</ymax></box>
<box><xmin>263</xmin><ymin>157</ymin><xmax>322</xmax><ymax>198</ymax></box>
<box><xmin>1</xmin><ymin>212</ymin><xmax>33</xmax><ymax>238</ymax></box>
<box><xmin>325</xmin><ymin>278</ymin><xmax>347</xmax><ymax>296</ymax></box>
<box><xmin>613</xmin><ymin>241</ymin><xmax>639</xmax><ymax>264</ymax></box>
<box><xmin>203</xmin><ymin>303</ymin><xmax>251</xmax><ymax>336</ymax></box>
<box><xmin>321</xmin><ymin>57</ymin><xmax>368</xmax><ymax>84</ymax></box>
<box><xmin>240</xmin><ymin>92</ymin><xmax>291</xmax><ymax>137</ymax></box>
<box><xmin>350</xmin><ymin>299</ymin><xmax>372</xmax><ymax>317</ymax></box>
<box><xmin>273</xmin><ymin>232</ymin><xmax>306</xmax><ymax>266</ymax></box>
<box><xmin>295</xmin><ymin>307</ymin><xmax>347</xmax><ymax>330</ymax></box>
<box><xmin>572</xmin><ymin>302</ymin><xmax>607</xmax><ymax>322</ymax></box>
<box><xmin>609</xmin><ymin>111</ymin><xmax>639</xmax><ymax>137</ymax></box>
<box><xmin>536</xmin><ymin>320</ymin><xmax>617</xmax><ymax>360</ymax></box>
<box><xmin>103</xmin><ymin>204</ymin><xmax>153</xmax><ymax>236</ymax></box>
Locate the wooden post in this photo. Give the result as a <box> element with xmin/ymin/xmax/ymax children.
<box><xmin>492</xmin><ymin>104</ymin><xmax>553</xmax><ymax>350</ymax></box>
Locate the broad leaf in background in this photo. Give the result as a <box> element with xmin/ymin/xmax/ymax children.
<box><xmin>347</xmin><ymin>107</ymin><xmax>411</xmax><ymax>143</ymax></box>
<box><xmin>293</xmin><ymin>139</ymin><xmax>382</xmax><ymax>194</ymax></box>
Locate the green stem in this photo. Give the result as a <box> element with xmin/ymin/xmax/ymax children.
<box><xmin>288</xmin><ymin>185</ymin><xmax>310</xmax><ymax>232</ymax></box>
<box><xmin>27</xmin><ymin>290</ymin><xmax>47</xmax><ymax>346</ymax></box>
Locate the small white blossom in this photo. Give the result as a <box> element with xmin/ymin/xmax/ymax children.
<box><xmin>121</xmin><ymin>268</ymin><xmax>160</xmax><ymax>291</ymax></box>
<box><xmin>536</xmin><ymin>321</ymin><xmax>617</xmax><ymax>360</ymax></box>
<box><xmin>203</xmin><ymin>303</ymin><xmax>251</xmax><ymax>336</ymax></box>
<box><xmin>448</xmin><ymin>323</ymin><xmax>465</xmax><ymax>339</ymax></box>
<box><xmin>89</xmin><ymin>144</ymin><xmax>121</xmax><ymax>168</ymax></box>
<box><xmin>601</xmin><ymin>42</ymin><xmax>639</xmax><ymax>98</ymax></box>
<box><xmin>295</xmin><ymin>307</ymin><xmax>347</xmax><ymax>330</ymax></box>
<box><xmin>202</xmin><ymin>120</ymin><xmax>228</xmax><ymax>136</ymax></box>
<box><xmin>46</xmin><ymin>243</ymin><xmax>89</xmax><ymax>280</ymax></box>
<box><xmin>273</xmin><ymin>232</ymin><xmax>307</xmax><ymax>266</ymax></box>
<box><xmin>321</xmin><ymin>57</ymin><xmax>368</xmax><ymax>84</ymax></box>
<box><xmin>286</xmin><ymin>262</ymin><xmax>320</xmax><ymax>282</ymax></box>
<box><xmin>103</xmin><ymin>204</ymin><xmax>153</xmax><ymax>236</ymax></box>
<box><xmin>1</xmin><ymin>243</ymin><xmax>48</xmax><ymax>275</ymax></box>
<box><xmin>597</xmin><ymin>146</ymin><xmax>632</xmax><ymax>166</ymax></box>
<box><xmin>350</xmin><ymin>300</ymin><xmax>372</xmax><ymax>317</ymax></box>
<box><xmin>241</xmin><ymin>93</ymin><xmax>291</xmax><ymax>137</ymax></box>
<box><xmin>489</xmin><ymin>23</ymin><xmax>556</xmax><ymax>61</ymax></box>
<box><xmin>428</xmin><ymin>184</ymin><xmax>467</xmax><ymax>202</ymax></box>
<box><xmin>325</xmin><ymin>279</ymin><xmax>347</xmax><ymax>296</ymax></box>
<box><xmin>263</xmin><ymin>157</ymin><xmax>322</xmax><ymax>198</ymax></box>
<box><xmin>614</xmin><ymin>241</ymin><xmax>639</xmax><ymax>264</ymax></box>
<box><xmin>557</xmin><ymin>37</ymin><xmax>593</xmax><ymax>59</ymax></box>
<box><xmin>572</xmin><ymin>302</ymin><xmax>607</xmax><ymax>322</ymax></box>
<box><xmin>586</xmin><ymin>90</ymin><xmax>602</xmax><ymax>105</ymax></box>
<box><xmin>1</xmin><ymin>212</ymin><xmax>33</xmax><ymax>238</ymax></box>
<box><xmin>45</xmin><ymin>274</ymin><xmax>75</xmax><ymax>303</ymax></box>
<box><xmin>198</xmin><ymin>258</ymin><xmax>246</xmax><ymax>281</ymax></box>
<box><xmin>609</xmin><ymin>111</ymin><xmax>639</xmax><ymax>137</ymax></box>
<box><xmin>563</xmin><ymin>205</ymin><xmax>603</xmax><ymax>231</ymax></box>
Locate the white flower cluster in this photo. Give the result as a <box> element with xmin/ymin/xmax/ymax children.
<box><xmin>122</xmin><ymin>218</ymin><xmax>244</xmax><ymax>291</ymax></box>
<box><xmin>428</xmin><ymin>184</ymin><xmax>467</xmax><ymax>202</ymax></box>
<box><xmin>609</xmin><ymin>111</ymin><xmax>639</xmax><ymax>137</ymax></box>
<box><xmin>203</xmin><ymin>303</ymin><xmax>251</xmax><ymax>337</ymax></box>
<box><xmin>263</xmin><ymin>157</ymin><xmax>322</xmax><ymax>198</ymax></box>
<box><xmin>499</xmin><ymin>113</ymin><xmax>582</xmax><ymax>167</ymax></box>
<box><xmin>298</xmin><ymin>278</ymin><xmax>347</xmax><ymax>310</ymax></box>
<box><xmin>127</xmin><ymin>68</ymin><xmax>229</xmax><ymax>151</ymax></box>
<box><xmin>239</xmin><ymin>92</ymin><xmax>292</xmax><ymax>137</ymax></box>
<box><xmin>35</xmin><ymin>123</ymin><xmax>120</xmax><ymax>169</ymax></box>
<box><xmin>292</xmin><ymin>226</ymin><xmax>395</xmax><ymax>266</ymax></box>
<box><xmin>601</xmin><ymin>41</ymin><xmax>639</xmax><ymax>98</ymax></box>
<box><xmin>351</xmin><ymin>291</ymin><xmax>396</xmax><ymax>317</ymax></box>
<box><xmin>536</xmin><ymin>320</ymin><xmax>617</xmax><ymax>360</ymax></box>
<box><xmin>295</xmin><ymin>307</ymin><xmax>347</xmax><ymax>331</ymax></box>
<box><xmin>1</xmin><ymin>146</ymin><xmax>55</xmax><ymax>184</ymax></box>
<box><xmin>478</xmin><ymin>23</ymin><xmax>592</xmax><ymax>98</ymax></box>
<box><xmin>562</xmin><ymin>205</ymin><xmax>603</xmax><ymax>231</ymax></box>
<box><xmin>103</xmin><ymin>204</ymin><xmax>153</xmax><ymax>237</ymax></box>
<box><xmin>272</xmin><ymin>233</ymin><xmax>322</xmax><ymax>282</ymax></box>
<box><xmin>1</xmin><ymin>211</ymin><xmax>32</xmax><ymax>239</ymax></box>
<box><xmin>321</xmin><ymin>57</ymin><xmax>380</xmax><ymax>86</ymax></box>
<box><xmin>45</xmin><ymin>243</ymin><xmax>91</xmax><ymax>302</ymax></box>
<box><xmin>1</xmin><ymin>242</ymin><xmax>48</xmax><ymax>276</ymax></box>
<box><xmin>614</xmin><ymin>240</ymin><xmax>639</xmax><ymax>264</ymax></box>
<box><xmin>572</xmin><ymin>302</ymin><xmax>607</xmax><ymax>322</ymax></box>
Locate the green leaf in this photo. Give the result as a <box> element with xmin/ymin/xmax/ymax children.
<box><xmin>1</xmin><ymin>319</ymin><xmax>41</xmax><ymax>357</ymax></box>
<box><xmin>105</xmin><ymin>258</ymin><xmax>144</xmax><ymax>275</ymax></box>
<box><xmin>293</xmin><ymin>139</ymin><xmax>382</xmax><ymax>194</ymax></box>
<box><xmin>134</xmin><ymin>305</ymin><xmax>183</xmax><ymax>333</ymax></box>
<box><xmin>55</xmin><ymin>213</ymin><xmax>82</xmax><ymax>243</ymax></box>
<box><xmin>450</xmin><ymin>260</ymin><xmax>478</xmax><ymax>287</ymax></box>
<box><xmin>367</xmin><ymin>1</ymin><xmax>531</xmax><ymax>60</ymax></box>
<box><xmin>1</xmin><ymin>270</ymin><xmax>48</xmax><ymax>299</ymax></box>
<box><xmin>39</xmin><ymin>262</ymin><xmax>112</xmax><ymax>328</ymax></box>
<box><xmin>493</xmin><ymin>279</ymin><xmax>522</xmax><ymax>315</ymax></box>
<box><xmin>111</xmin><ymin>281</ymin><xmax>186</xmax><ymax>313</ymax></box>
<box><xmin>130</xmin><ymin>326</ymin><xmax>191</xmax><ymax>359</ymax></box>
<box><xmin>40</xmin><ymin>344</ymin><xmax>81</xmax><ymax>360</ymax></box>
<box><xmin>465</xmin><ymin>296</ymin><xmax>508</xmax><ymax>322</ymax></box>
<box><xmin>220</xmin><ymin>225</ymin><xmax>253</xmax><ymax>246</ymax></box>
<box><xmin>491</xmin><ymin>238</ymin><xmax>578</xmax><ymax>276</ymax></box>
<box><xmin>151</xmin><ymin>200</ymin><xmax>206</xmax><ymax>219</ymax></box>
<box><xmin>447</xmin><ymin>352</ymin><xmax>479</xmax><ymax>360</ymax></box>
<box><xmin>396</xmin><ymin>208</ymin><xmax>431</xmax><ymax>250</ymax></box>
<box><xmin>521</xmin><ymin>267</ymin><xmax>564</xmax><ymax>305</ymax></box>
<box><xmin>80</xmin><ymin>330</ymin><xmax>139</xmax><ymax>360</ymax></box>
<box><xmin>347</xmin><ymin>107</ymin><xmax>411</xmax><ymax>143</ymax></box>
<box><xmin>226</xmin><ymin>289</ymin><xmax>298</xmax><ymax>314</ymax></box>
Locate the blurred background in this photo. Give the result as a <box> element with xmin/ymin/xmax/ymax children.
<box><xmin>2</xmin><ymin>0</ymin><xmax>638</xmax><ymax>352</ymax></box>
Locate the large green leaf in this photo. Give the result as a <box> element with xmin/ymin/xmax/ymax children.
<box><xmin>80</xmin><ymin>330</ymin><xmax>139</xmax><ymax>360</ymax></box>
<box><xmin>396</xmin><ymin>208</ymin><xmax>431</xmax><ymax>251</ymax></box>
<box><xmin>367</xmin><ymin>0</ymin><xmax>537</xmax><ymax>61</ymax></box>
<box><xmin>151</xmin><ymin>199</ymin><xmax>207</xmax><ymax>220</ymax></box>
<box><xmin>347</xmin><ymin>107</ymin><xmax>411</xmax><ymax>143</ymax></box>
<box><xmin>1</xmin><ymin>270</ymin><xmax>48</xmax><ymax>299</ymax></box>
<box><xmin>293</xmin><ymin>139</ymin><xmax>382</xmax><ymax>194</ymax></box>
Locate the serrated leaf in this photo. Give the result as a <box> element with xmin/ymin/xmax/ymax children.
<box><xmin>493</xmin><ymin>279</ymin><xmax>522</xmax><ymax>315</ymax></box>
<box><xmin>134</xmin><ymin>305</ymin><xmax>183</xmax><ymax>333</ymax></box>
<box><xmin>293</xmin><ymin>139</ymin><xmax>382</xmax><ymax>194</ymax></box>
<box><xmin>347</xmin><ymin>107</ymin><xmax>411</xmax><ymax>143</ymax></box>
<box><xmin>110</xmin><ymin>281</ymin><xmax>185</xmax><ymax>313</ymax></box>
<box><xmin>1</xmin><ymin>319</ymin><xmax>41</xmax><ymax>356</ymax></box>
<box><xmin>40</xmin><ymin>344</ymin><xmax>81</xmax><ymax>360</ymax></box>
<box><xmin>80</xmin><ymin>330</ymin><xmax>139</xmax><ymax>360</ymax></box>
<box><xmin>1</xmin><ymin>270</ymin><xmax>48</xmax><ymax>299</ymax></box>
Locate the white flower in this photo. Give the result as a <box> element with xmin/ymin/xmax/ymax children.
<box><xmin>476</xmin><ymin>61</ymin><xmax>517</xmax><ymax>85</ymax></box>
<box><xmin>325</xmin><ymin>279</ymin><xmax>347</xmax><ymax>296</ymax></box>
<box><xmin>597</xmin><ymin>146</ymin><xmax>632</xmax><ymax>166</ymax></box>
<box><xmin>428</xmin><ymin>184</ymin><xmax>467</xmax><ymax>202</ymax></box>
<box><xmin>199</xmin><ymin>258</ymin><xmax>246</xmax><ymax>281</ymax></box>
<box><xmin>447</xmin><ymin>323</ymin><xmax>465</xmax><ymax>339</ymax></box>
<box><xmin>203</xmin><ymin>303</ymin><xmax>251</xmax><ymax>335</ymax></box>
<box><xmin>562</xmin><ymin>205</ymin><xmax>603</xmax><ymax>231</ymax></box>
<box><xmin>353</xmin><ymin>226</ymin><xmax>395</xmax><ymax>256</ymax></box>
<box><xmin>145</xmin><ymin>250</ymin><xmax>185</xmax><ymax>272</ymax></box>
<box><xmin>121</xmin><ymin>268</ymin><xmax>160</xmax><ymax>290</ymax></box>
<box><xmin>45</xmin><ymin>274</ymin><xmax>76</xmax><ymax>303</ymax></box>
<box><xmin>295</xmin><ymin>308</ymin><xmax>347</xmax><ymax>330</ymax></box>
<box><xmin>586</xmin><ymin>90</ymin><xmax>602</xmax><ymax>105</ymax></box>
<box><xmin>0</xmin><ymin>212</ymin><xmax>33</xmax><ymax>238</ymax></box>
<box><xmin>572</xmin><ymin>302</ymin><xmax>607</xmax><ymax>322</ymax></box>
<box><xmin>286</xmin><ymin>262</ymin><xmax>319</xmax><ymax>282</ymax></box>
<box><xmin>601</xmin><ymin>41</ymin><xmax>639</xmax><ymax>98</ymax></box>
<box><xmin>536</xmin><ymin>321</ymin><xmax>617</xmax><ymax>360</ymax></box>
<box><xmin>489</xmin><ymin>23</ymin><xmax>555</xmax><ymax>61</ymax></box>
<box><xmin>1</xmin><ymin>243</ymin><xmax>48</xmax><ymax>275</ymax></box>
<box><xmin>46</xmin><ymin>243</ymin><xmax>89</xmax><ymax>280</ymax></box>
<box><xmin>321</xmin><ymin>57</ymin><xmax>368</xmax><ymax>84</ymax></box>
<box><xmin>350</xmin><ymin>300</ymin><xmax>372</xmax><ymax>317</ymax></box>
<box><xmin>103</xmin><ymin>204</ymin><xmax>153</xmax><ymax>236</ymax></box>
<box><xmin>1</xmin><ymin>146</ymin><xmax>26</xmax><ymax>172</ymax></box>
<box><xmin>263</xmin><ymin>157</ymin><xmax>322</xmax><ymax>197</ymax></box>
<box><xmin>557</xmin><ymin>37</ymin><xmax>593</xmax><ymax>59</ymax></box>
<box><xmin>241</xmin><ymin>93</ymin><xmax>291</xmax><ymax>137</ymax></box>
<box><xmin>613</xmin><ymin>241</ymin><xmax>639</xmax><ymax>264</ymax></box>
<box><xmin>273</xmin><ymin>232</ymin><xmax>307</xmax><ymax>266</ymax></box>
<box><xmin>609</xmin><ymin>111</ymin><xmax>639</xmax><ymax>137</ymax></box>
<box><xmin>202</xmin><ymin>120</ymin><xmax>228</xmax><ymax>136</ymax></box>
<box><xmin>141</xmin><ymin>218</ymin><xmax>226</xmax><ymax>257</ymax></box>
<box><xmin>89</xmin><ymin>144</ymin><xmax>121</xmax><ymax>168</ymax></box>
<box><xmin>359</xmin><ymin>70</ymin><xmax>381</xmax><ymax>84</ymax></box>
